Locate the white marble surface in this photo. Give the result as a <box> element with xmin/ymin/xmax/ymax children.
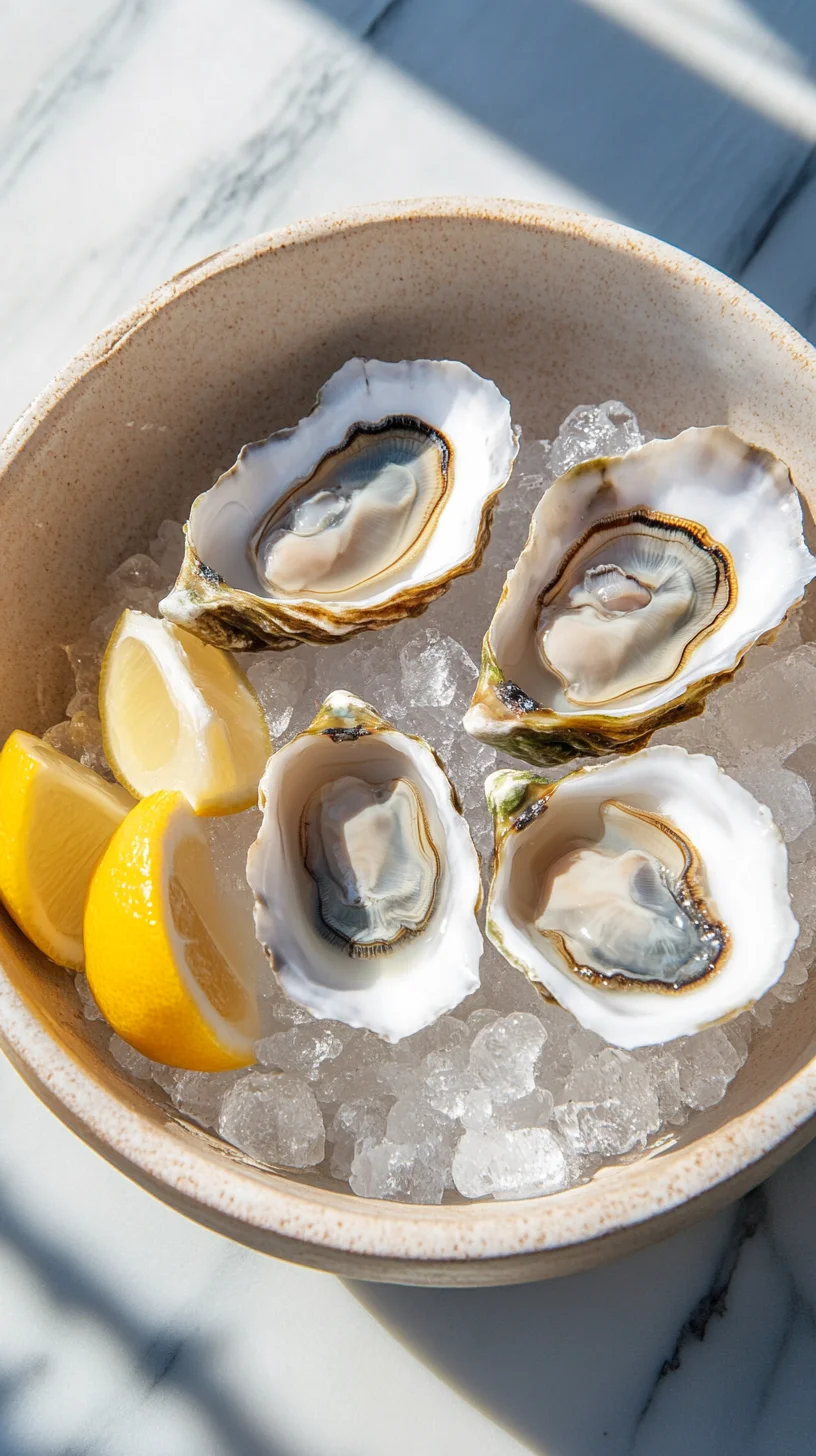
<box><xmin>3</xmin><ymin>2</ymin><xmax>816</xmax><ymax>1452</ymax></box>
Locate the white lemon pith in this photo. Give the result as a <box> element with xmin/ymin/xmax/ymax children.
<box><xmin>100</xmin><ymin>609</ymin><xmax>271</xmax><ymax>815</ymax></box>
<box><xmin>84</xmin><ymin>790</ymin><xmax>259</xmax><ymax>1070</ymax></box>
<box><xmin>0</xmin><ymin>730</ymin><xmax>132</xmax><ymax>969</ymax></box>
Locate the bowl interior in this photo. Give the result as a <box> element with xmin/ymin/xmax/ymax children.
<box><xmin>2</xmin><ymin>203</ymin><xmax>815</xmax><ymax>1266</ymax></box>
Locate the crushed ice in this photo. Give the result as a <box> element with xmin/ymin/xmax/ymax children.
<box><xmin>60</xmin><ymin>402</ymin><xmax>815</xmax><ymax>1202</ymax></box>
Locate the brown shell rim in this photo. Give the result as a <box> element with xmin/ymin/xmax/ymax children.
<box><xmin>466</xmin><ymin>437</ymin><xmax>803</xmax><ymax>762</ymax></box>
<box><xmin>163</xmin><ymin>396</ymin><xmax>518</xmax><ymax>650</ymax></box>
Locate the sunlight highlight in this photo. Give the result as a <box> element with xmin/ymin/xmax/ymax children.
<box><xmin>578</xmin><ymin>0</ymin><xmax>816</xmax><ymax>141</ymax></box>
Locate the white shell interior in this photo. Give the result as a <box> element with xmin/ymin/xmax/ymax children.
<box><xmin>487</xmin><ymin>746</ymin><xmax>798</xmax><ymax>1048</ymax></box>
<box><xmin>183</xmin><ymin>357</ymin><xmax>518</xmax><ymax>608</ymax></box>
<box><xmin>489</xmin><ymin>427</ymin><xmax>816</xmax><ymax>719</ymax></box>
<box><xmin>248</xmin><ymin>692</ymin><xmax>483</xmax><ymax>1041</ymax></box>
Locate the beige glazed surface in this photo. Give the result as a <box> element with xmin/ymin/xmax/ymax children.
<box><xmin>1</xmin><ymin>198</ymin><xmax>815</xmax><ymax>1287</ymax></box>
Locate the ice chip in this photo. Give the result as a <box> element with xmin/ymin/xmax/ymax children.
<box><xmin>452</xmin><ymin>1127</ymin><xmax>568</xmax><ymax>1199</ymax></box>
<box><xmin>247</xmin><ymin>653</ymin><xmax>309</xmax><ymax>739</ymax></box>
<box><xmin>217</xmin><ymin>1071</ymin><xmax>325</xmax><ymax>1166</ymax></box>
<box><xmin>328</xmin><ymin>1098</ymin><xmax>390</xmax><ymax>1179</ymax></box>
<box><xmin>171</xmin><ymin>1069</ymin><xmax>244</xmax><ymax>1128</ymax></box>
<box><xmin>469</xmin><ymin>1012</ymin><xmax>548</xmax><ymax>1102</ymax></box>
<box><xmin>74</xmin><ymin>972</ymin><xmax>104</xmax><ymax>1022</ymax></box>
<box><xmin>149</xmin><ymin>519</ymin><xmax>186</xmax><ymax>583</ymax></box>
<box><xmin>557</xmin><ymin>1048</ymin><xmax>661</xmax><ymax>1155</ymax></box>
<box><xmin>548</xmin><ymin>401</ymin><xmax>644</xmax><ymax>477</ymax></box>
<box><xmin>256</xmin><ymin>1023</ymin><xmax>346</xmax><ymax>1079</ymax></box>
<box><xmin>108</xmin><ymin>1035</ymin><xmax>176</xmax><ymax>1093</ymax></box>
<box><xmin>399</xmin><ymin>628</ymin><xmax>477</xmax><ymax>708</ymax></box>
<box><xmin>350</xmin><ymin>1137</ymin><xmax>448</xmax><ymax>1203</ymax></box>
<box><xmin>676</xmin><ymin>1028</ymin><xmax>745</xmax><ymax>1110</ymax></box>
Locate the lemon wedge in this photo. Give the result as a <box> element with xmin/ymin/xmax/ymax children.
<box><xmin>84</xmin><ymin>789</ymin><xmax>259</xmax><ymax>1069</ymax></box>
<box><xmin>100</xmin><ymin>610</ymin><xmax>271</xmax><ymax>816</ymax></box>
<box><xmin>0</xmin><ymin>730</ymin><xmax>133</xmax><ymax>969</ymax></box>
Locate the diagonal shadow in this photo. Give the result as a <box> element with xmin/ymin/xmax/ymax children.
<box><xmin>347</xmin><ymin>1199</ymin><xmax>739</xmax><ymax>1456</ymax></box>
<box><xmin>0</xmin><ymin>1366</ymin><xmax>48</xmax><ymax>1456</ymax></box>
<box><xmin>347</xmin><ymin>1138</ymin><xmax>816</xmax><ymax>1456</ymax></box>
<box><xmin>311</xmin><ymin>0</ymin><xmax>816</xmax><ymax>325</ymax></box>
<box><xmin>750</xmin><ymin>0</ymin><xmax>816</xmax><ymax>63</ymax></box>
<box><xmin>0</xmin><ymin>1177</ymin><xmax>293</xmax><ymax>1456</ymax></box>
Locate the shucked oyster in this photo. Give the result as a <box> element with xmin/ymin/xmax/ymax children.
<box><xmin>247</xmin><ymin>692</ymin><xmax>482</xmax><ymax>1040</ymax></box>
<box><xmin>485</xmin><ymin>747</ymin><xmax>797</xmax><ymax>1048</ymax></box>
<box><xmin>162</xmin><ymin>358</ymin><xmax>518</xmax><ymax>650</ymax></box>
<box><xmin>465</xmin><ymin>428</ymin><xmax>816</xmax><ymax>763</ymax></box>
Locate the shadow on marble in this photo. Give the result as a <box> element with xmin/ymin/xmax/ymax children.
<box><xmin>348</xmin><ymin>1139</ymin><xmax>816</xmax><ymax>1456</ymax></box>
<box><xmin>346</xmin><ymin>1208</ymin><xmax>731</xmax><ymax>1455</ymax></box>
<box><xmin>312</xmin><ymin>0</ymin><xmax>816</xmax><ymax>326</ymax></box>
<box><xmin>0</xmin><ymin>1179</ymin><xmax>293</xmax><ymax>1456</ymax></box>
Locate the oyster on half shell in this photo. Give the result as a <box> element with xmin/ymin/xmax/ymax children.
<box><xmin>485</xmin><ymin>746</ymin><xmax>797</xmax><ymax>1048</ymax></box>
<box><xmin>162</xmin><ymin>358</ymin><xmax>518</xmax><ymax>651</ymax></box>
<box><xmin>247</xmin><ymin>691</ymin><xmax>483</xmax><ymax>1041</ymax></box>
<box><xmin>464</xmin><ymin>427</ymin><xmax>816</xmax><ymax>763</ymax></box>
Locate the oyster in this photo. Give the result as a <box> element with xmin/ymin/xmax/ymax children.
<box><xmin>465</xmin><ymin>427</ymin><xmax>816</xmax><ymax>763</ymax></box>
<box><xmin>161</xmin><ymin>358</ymin><xmax>518</xmax><ymax>650</ymax></box>
<box><xmin>247</xmin><ymin>691</ymin><xmax>482</xmax><ymax>1040</ymax></box>
<box><xmin>485</xmin><ymin>746</ymin><xmax>797</xmax><ymax>1048</ymax></box>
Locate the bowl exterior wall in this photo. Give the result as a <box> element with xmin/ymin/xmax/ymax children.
<box><xmin>2</xmin><ymin>199</ymin><xmax>816</xmax><ymax>1283</ymax></box>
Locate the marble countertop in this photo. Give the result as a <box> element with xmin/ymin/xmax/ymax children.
<box><xmin>3</xmin><ymin>3</ymin><xmax>816</xmax><ymax>1452</ymax></box>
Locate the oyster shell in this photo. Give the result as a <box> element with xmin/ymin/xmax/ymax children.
<box><xmin>162</xmin><ymin>358</ymin><xmax>518</xmax><ymax>650</ymax></box>
<box><xmin>247</xmin><ymin>691</ymin><xmax>483</xmax><ymax>1040</ymax></box>
<box><xmin>465</xmin><ymin>427</ymin><xmax>816</xmax><ymax>763</ymax></box>
<box><xmin>485</xmin><ymin>746</ymin><xmax>797</xmax><ymax>1047</ymax></box>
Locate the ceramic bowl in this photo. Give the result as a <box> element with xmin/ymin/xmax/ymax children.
<box><xmin>1</xmin><ymin>199</ymin><xmax>815</xmax><ymax>1287</ymax></box>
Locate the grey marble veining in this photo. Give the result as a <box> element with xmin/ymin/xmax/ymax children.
<box><xmin>3</xmin><ymin>1038</ymin><xmax>816</xmax><ymax>1456</ymax></box>
<box><xmin>2</xmin><ymin>3</ymin><xmax>816</xmax><ymax>1452</ymax></box>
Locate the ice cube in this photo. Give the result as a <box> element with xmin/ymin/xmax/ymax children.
<box><xmin>676</xmin><ymin>1028</ymin><xmax>746</xmax><ymax>1110</ymax></box>
<box><xmin>74</xmin><ymin>972</ymin><xmax>104</xmax><ymax>1022</ymax></box>
<box><xmin>350</xmin><ymin>1137</ymin><xmax>448</xmax><ymax>1203</ymax></box>
<box><xmin>256</xmin><ymin>1023</ymin><xmax>347</xmax><ymax>1079</ymax></box>
<box><xmin>422</xmin><ymin>1044</ymin><xmax>477</xmax><ymax>1118</ymax></box>
<box><xmin>773</xmin><ymin>948</ymin><xmax>810</xmax><ymax>1001</ymax></box>
<box><xmin>399</xmin><ymin>628</ymin><xmax>478</xmax><ymax>708</ymax></box>
<box><xmin>633</xmin><ymin>1046</ymin><xmax>684</xmax><ymax>1124</ymax></box>
<box><xmin>556</xmin><ymin>1048</ymin><xmax>661</xmax><ymax>1155</ymax></box>
<box><xmin>328</xmin><ymin>1098</ymin><xmax>391</xmax><ymax>1180</ymax></box>
<box><xmin>107</xmin><ymin>553</ymin><xmax>167</xmax><ymax>601</ymax></box>
<box><xmin>452</xmin><ymin>1127</ymin><xmax>568</xmax><ymax>1199</ymax></box>
<box><xmin>246</xmin><ymin>653</ymin><xmax>309</xmax><ymax>739</ymax></box>
<box><xmin>65</xmin><ymin>638</ymin><xmax>104</xmax><ymax>696</ymax></box>
<box><xmin>731</xmin><ymin>748</ymin><xmax>813</xmax><ymax>842</ymax></box>
<box><xmin>469</xmin><ymin>1012</ymin><xmax>548</xmax><ymax>1102</ymax></box>
<box><xmin>385</xmin><ymin>1093</ymin><xmax>457</xmax><ymax>1158</ymax></box>
<box><xmin>715</xmin><ymin>647</ymin><xmax>816</xmax><ymax>758</ymax></box>
<box><xmin>548</xmin><ymin>401</ymin><xmax>644</xmax><ymax>478</ymax></box>
<box><xmin>495</xmin><ymin>1087</ymin><xmax>555</xmax><ymax>1130</ymax></box>
<box><xmin>313</xmin><ymin>1028</ymin><xmax>391</xmax><ymax>1105</ymax></box>
<box><xmin>217</xmin><ymin>1071</ymin><xmax>325</xmax><ymax>1167</ymax></box>
<box><xmin>149</xmin><ymin>519</ymin><xmax>186</xmax><ymax>583</ymax></box>
<box><xmin>108</xmin><ymin>1035</ymin><xmax>176</xmax><ymax>1093</ymax></box>
<box><xmin>171</xmin><ymin>1069</ymin><xmax>244</xmax><ymax>1129</ymax></box>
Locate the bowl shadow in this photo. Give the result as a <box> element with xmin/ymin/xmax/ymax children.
<box><xmin>346</xmin><ymin>1139</ymin><xmax>816</xmax><ymax>1455</ymax></box>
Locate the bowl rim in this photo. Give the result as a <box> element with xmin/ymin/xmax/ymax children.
<box><xmin>2</xmin><ymin>195</ymin><xmax>816</xmax><ymax>1275</ymax></box>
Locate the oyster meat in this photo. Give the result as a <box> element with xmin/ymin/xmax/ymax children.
<box><xmin>485</xmin><ymin>746</ymin><xmax>797</xmax><ymax>1047</ymax></box>
<box><xmin>247</xmin><ymin>691</ymin><xmax>483</xmax><ymax>1040</ymax></box>
<box><xmin>465</xmin><ymin>427</ymin><xmax>816</xmax><ymax>762</ymax></box>
<box><xmin>162</xmin><ymin>358</ymin><xmax>518</xmax><ymax>650</ymax></box>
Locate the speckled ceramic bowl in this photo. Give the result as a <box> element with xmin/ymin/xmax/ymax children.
<box><xmin>1</xmin><ymin>200</ymin><xmax>815</xmax><ymax>1286</ymax></box>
